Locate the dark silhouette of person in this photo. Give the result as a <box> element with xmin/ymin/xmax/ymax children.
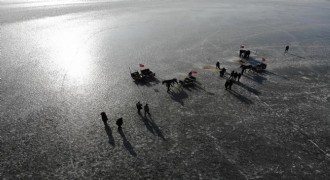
<box><xmin>237</xmin><ymin>73</ymin><xmax>242</xmax><ymax>82</ymax></box>
<box><xmin>136</xmin><ymin>102</ymin><xmax>143</xmax><ymax>114</ymax></box>
<box><xmin>225</xmin><ymin>79</ymin><xmax>230</xmax><ymax>90</ymax></box>
<box><xmin>241</xmin><ymin>65</ymin><xmax>247</xmax><ymax>75</ymax></box>
<box><xmin>220</xmin><ymin>67</ymin><xmax>226</xmax><ymax>77</ymax></box>
<box><xmin>230</xmin><ymin>71</ymin><xmax>235</xmax><ymax>79</ymax></box>
<box><xmin>101</xmin><ymin>112</ymin><xmax>108</xmax><ymax>125</ymax></box>
<box><xmin>233</xmin><ymin>72</ymin><xmax>238</xmax><ymax>81</ymax></box>
<box><xmin>116</xmin><ymin>118</ymin><xmax>123</xmax><ymax>129</ymax></box>
<box><xmin>285</xmin><ymin>45</ymin><xmax>289</xmax><ymax>53</ymax></box>
<box><xmin>228</xmin><ymin>79</ymin><xmax>234</xmax><ymax>90</ymax></box>
<box><xmin>216</xmin><ymin>61</ymin><xmax>220</xmax><ymax>69</ymax></box>
<box><xmin>144</xmin><ymin>104</ymin><xmax>150</xmax><ymax>116</ymax></box>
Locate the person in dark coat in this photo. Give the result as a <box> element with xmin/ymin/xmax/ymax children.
<box><xmin>220</xmin><ymin>67</ymin><xmax>227</xmax><ymax>77</ymax></box>
<box><xmin>136</xmin><ymin>102</ymin><xmax>143</xmax><ymax>114</ymax></box>
<box><xmin>223</xmin><ymin>68</ymin><xmax>226</xmax><ymax>75</ymax></box>
<box><xmin>241</xmin><ymin>65</ymin><xmax>247</xmax><ymax>75</ymax></box>
<box><xmin>228</xmin><ymin>79</ymin><xmax>234</xmax><ymax>90</ymax></box>
<box><xmin>285</xmin><ymin>45</ymin><xmax>289</xmax><ymax>53</ymax></box>
<box><xmin>116</xmin><ymin>118</ymin><xmax>123</xmax><ymax>129</ymax></box>
<box><xmin>237</xmin><ymin>73</ymin><xmax>242</xmax><ymax>82</ymax></box>
<box><xmin>144</xmin><ymin>104</ymin><xmax>150</xmax><ymax>116</ymax></box>
<box><xmin>230</xmin><ymin>71</ymin><xmax>235</xmax><ymax>79</ymax></box>
<box><xmin>225</xmin><ymin>79</ymin><xmax>230</xmax><ymax>90</ymax></box>
<box><xmin>233</xmin><ymin>72</ymin><xmax>238</xmax><ymax>81</ymax></box>
<box><xmin>216</xmin><ymin>61</ymin><xmax>220</xmax><ymax>69</ymax></box>
<box><xmin>101</xmin><ymin>112</ymin><xmax>108</xmax><ymax>124</ymax></box>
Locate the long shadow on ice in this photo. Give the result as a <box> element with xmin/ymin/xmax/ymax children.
<box><xmin>168</xmin><ymin>89</ymin><xmax>188</xmax><ymax>106</ymax></box>
<box><xmin>148</xmin><ymin>116</ymin><xmax>166</xmax><ymax>140</ymax></box>
<box><xmin>104</xmin><ymin>124</ymin><xmax>115</xmax><ymax>146</ymax></box>
<box><xmin>118</xmin><ymin>128</ymin><xmax>137</xmax><ymax>157</ymax></box>
<box><xmin>139</xmin><ymin>114</ymin><xmax>155</xmax><ymax>135</ymax></box>
<box><xmin>244</xmin><ymin>73</ymin><xmax>267</xmax><ymax>84</ymax></box>
<box><xmin>236</xmin><ymin>82</ymin><xmax>261</xmax><ymax>95</ymax></box>
<box><xmin>261</xmin><ymin>70</ymin><xmax>290</xmax><ymax>81</ymax></box>
<box><xmin>287</xmin><ymin>52</ymin><xmax>305</xmax><ymax>59</ymax></box>
<box><xmin>228</xmin><ymin>90</ymin><xmax>253</xmax><ymax>105</ymax></box>
<box><xmin>139</xmin><ymin>114</ymin><xmax>166</xmax><ymax>140</ymax></box>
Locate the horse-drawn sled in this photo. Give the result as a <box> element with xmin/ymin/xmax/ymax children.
<box><xmin>141</xmin><ymin>68</ymin><xmax>156</xmax><ymax>78</ymax></box>
<box><xmin>131</xmin><ymin>71</ymin><xmax>144</xmax><ymax>81</ymax></box>
<box><xmin>130</xmin><ymin>66</ymin><xmax>156</xmax><ymax>81</ymax></box>
<box><xmin>179</xmin><ymin>76</ymin><xmax>196</xmax><ymax>87</ymax></box>
<box><xmin>241</xmin><ymin>62</ymin><xmax>267</xmax><ymax>73</ymax></box>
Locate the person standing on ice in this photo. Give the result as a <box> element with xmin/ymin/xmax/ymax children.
<box><xmin>136</xmin><ymin>101</ymin><xmax>143</xmax><ymax>114</ymax></box>
<box><xmin>237</xmin><ymin>73</ymin><xmax>242</xmax><ymax>82</ymax></box>
<box><xmin>144</xmin><ymin>104</ymin><xmax>150</xmax><ymax>116</ymax></box>
<box><xmin>285</xmin><ymin>45</ymin><xmax>289</xmax><ymax>53</ymax></box>
<box><xmin>116</xmin><ymin>118</ymin><xmax>123</xmax><ymax>129</ymax></box>
<box><xmin>216</xmin><ymin>61</ymin><xmax>220</xmax><ymax>69</ymax></box>
<box><xmin>101</xmin><ymin>112</ymin><xmax>108</xmax><ymax>125</ymax></box>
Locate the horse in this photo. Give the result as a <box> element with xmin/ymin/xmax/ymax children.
<box><xmin>240</xmin><ymin>64</ymin><xmax>253</xmax><ymax>74</ymax></box>
<box><xmin>243</xmin><ymin>50</ymin><xmax>250</xmax><ymax>59</ymax></box>
<box><xmin>162</xmin><ymin>78</ymin><xmax>178</xmax><ymax>86</ymax></box>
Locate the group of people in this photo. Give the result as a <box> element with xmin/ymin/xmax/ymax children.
<box><xmin>216</xmin><ymin>60</ymin><xmax>242</xmax><ymax>88</ymax></box>
<box><xmin>103</xmin><ymin>46</ymin><xmax>289</xmax><ymax>128</ymax></box>
<box><xmin>239</xmin><ymin>49</ymin><xmax>251</xmax><ymax>59</ymax></box>
<box><xmin>229</xmin><ymin>70</ymin><xmax>242</xmax><ymax>82</ymax></box>
<box><xmin>100</xmin><ymin>102</ymin><xmax>151</xmax><ymax>130</ymax></box>
<box><xmin>136</xmin><ymin>101</ymin><xmax>151</xmax><ymax>116</ymax></box>
<box><xmin>101</xmin><ymin>112</ymin><xmax>123</xmax><ymax>129</ymax></box>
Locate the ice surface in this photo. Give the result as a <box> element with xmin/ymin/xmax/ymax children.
<box><xmin>1</xmin><ymin>0</ymin><xmax>330</xmax><ymax>179</ymax></box>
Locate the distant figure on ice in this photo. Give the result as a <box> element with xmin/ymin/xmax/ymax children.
<box><xmin>220</xmin><ymin>67</ymin><xmax>226</xmax><ymax>77</ymax></box>
<box><xmin>233</xmin><ymin>72</ymin><xmax>238</xmax><ymax>81</ymax></box>
<box><xmin>285</xmin><ymin>45</ymin><xmax>289</xmax><ymax>53</ymax></box>
<box><xmin>225</xmin><ymin>79</ymin><xmax>234</xmax><ymax>90</ymax></box>
<box><xmin>230</xmin><ymin>71</ymin><xmax>235</xmax><ymax>79</ymax></box>
<box><xmin>136</xmin><ymin>101</ymin><xmax>143</xmax><ymax>114</ymax></box>
<box><xmin>116</xmin><ymin>118</ymin><xmax>123</xmax><ymax>129</ymax></box>
<box><xmin>216</xmin><ymin>61</ymin><xmax>220</xmax><ymax>69</ymax></box>
<box><xmin>144</xmin><ymin>104</ymin><xmax>150</xmax><ymax>116</ymax></box>
<box><xmin>226</xmin><ymin>79</ymin><xmax>234</xmax><ymax>90</ymax></box>
<box><xmin>237</xmin><ymin>73</ymin><xmax>242</xmax><ymax>82</ymax></box>
<box><xmin>101</xmin><ymin>112</ymin><xmax>108</xmax><ymax>125</ymax></box>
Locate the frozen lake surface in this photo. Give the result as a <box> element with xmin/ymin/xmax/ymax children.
<box><xmin>1</xmin><ymin>0</ymin><xmax>330</xmax><ymax>179</ymax></box>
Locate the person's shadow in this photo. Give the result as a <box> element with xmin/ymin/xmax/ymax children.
<box><xmin>140</xmin><ymin>114</ymin><xmax>154</xmax><ymax>134</ymax></box>
<box><xmin>148</xmin><ymin>117</ymin><xmax>166</xmax><ymax>140</ymax></box>
<box><xmin>118</xmin><ymin>128</ymin><xmax>137</xmax><ymax>157</ymax></box>
<box><xmin>228</xmin><ymin>89</ymin><xmax>253</xmax><ymax>105</ymax></box>
<box><xmin>138</xmin><ymin>114</ymin><xmax>166</xmax><ymax>140</ymax></box>
<box><xmin>101</xmin><ymin>112</ymin><xmax>115</xmax><ymax>146</ymax></box>
<box><xmin>105</xmin><ymin>124</ymin><xmax>115</xmax><ymax>146</ymax></box>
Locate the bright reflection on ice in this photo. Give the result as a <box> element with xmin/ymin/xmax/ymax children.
<box><xmin>48</xmin><ymin>25</ymin><xmax>93</xmax><ymax>82</ymax></box>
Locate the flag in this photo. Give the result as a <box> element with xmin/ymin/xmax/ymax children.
<box><xmin>191</xmin><ymin>70</ymin><xmax>197</xmax><ymax>74</ymax></box>
<box><xmin>240</xmin><ymin>45</ymin><xmax>245</xmax><ymax>48</ymax></box>
<box><xmin>139</xmin><ymin>64</ymin><xmax>144</xmax><ymax>67</ymax></box>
